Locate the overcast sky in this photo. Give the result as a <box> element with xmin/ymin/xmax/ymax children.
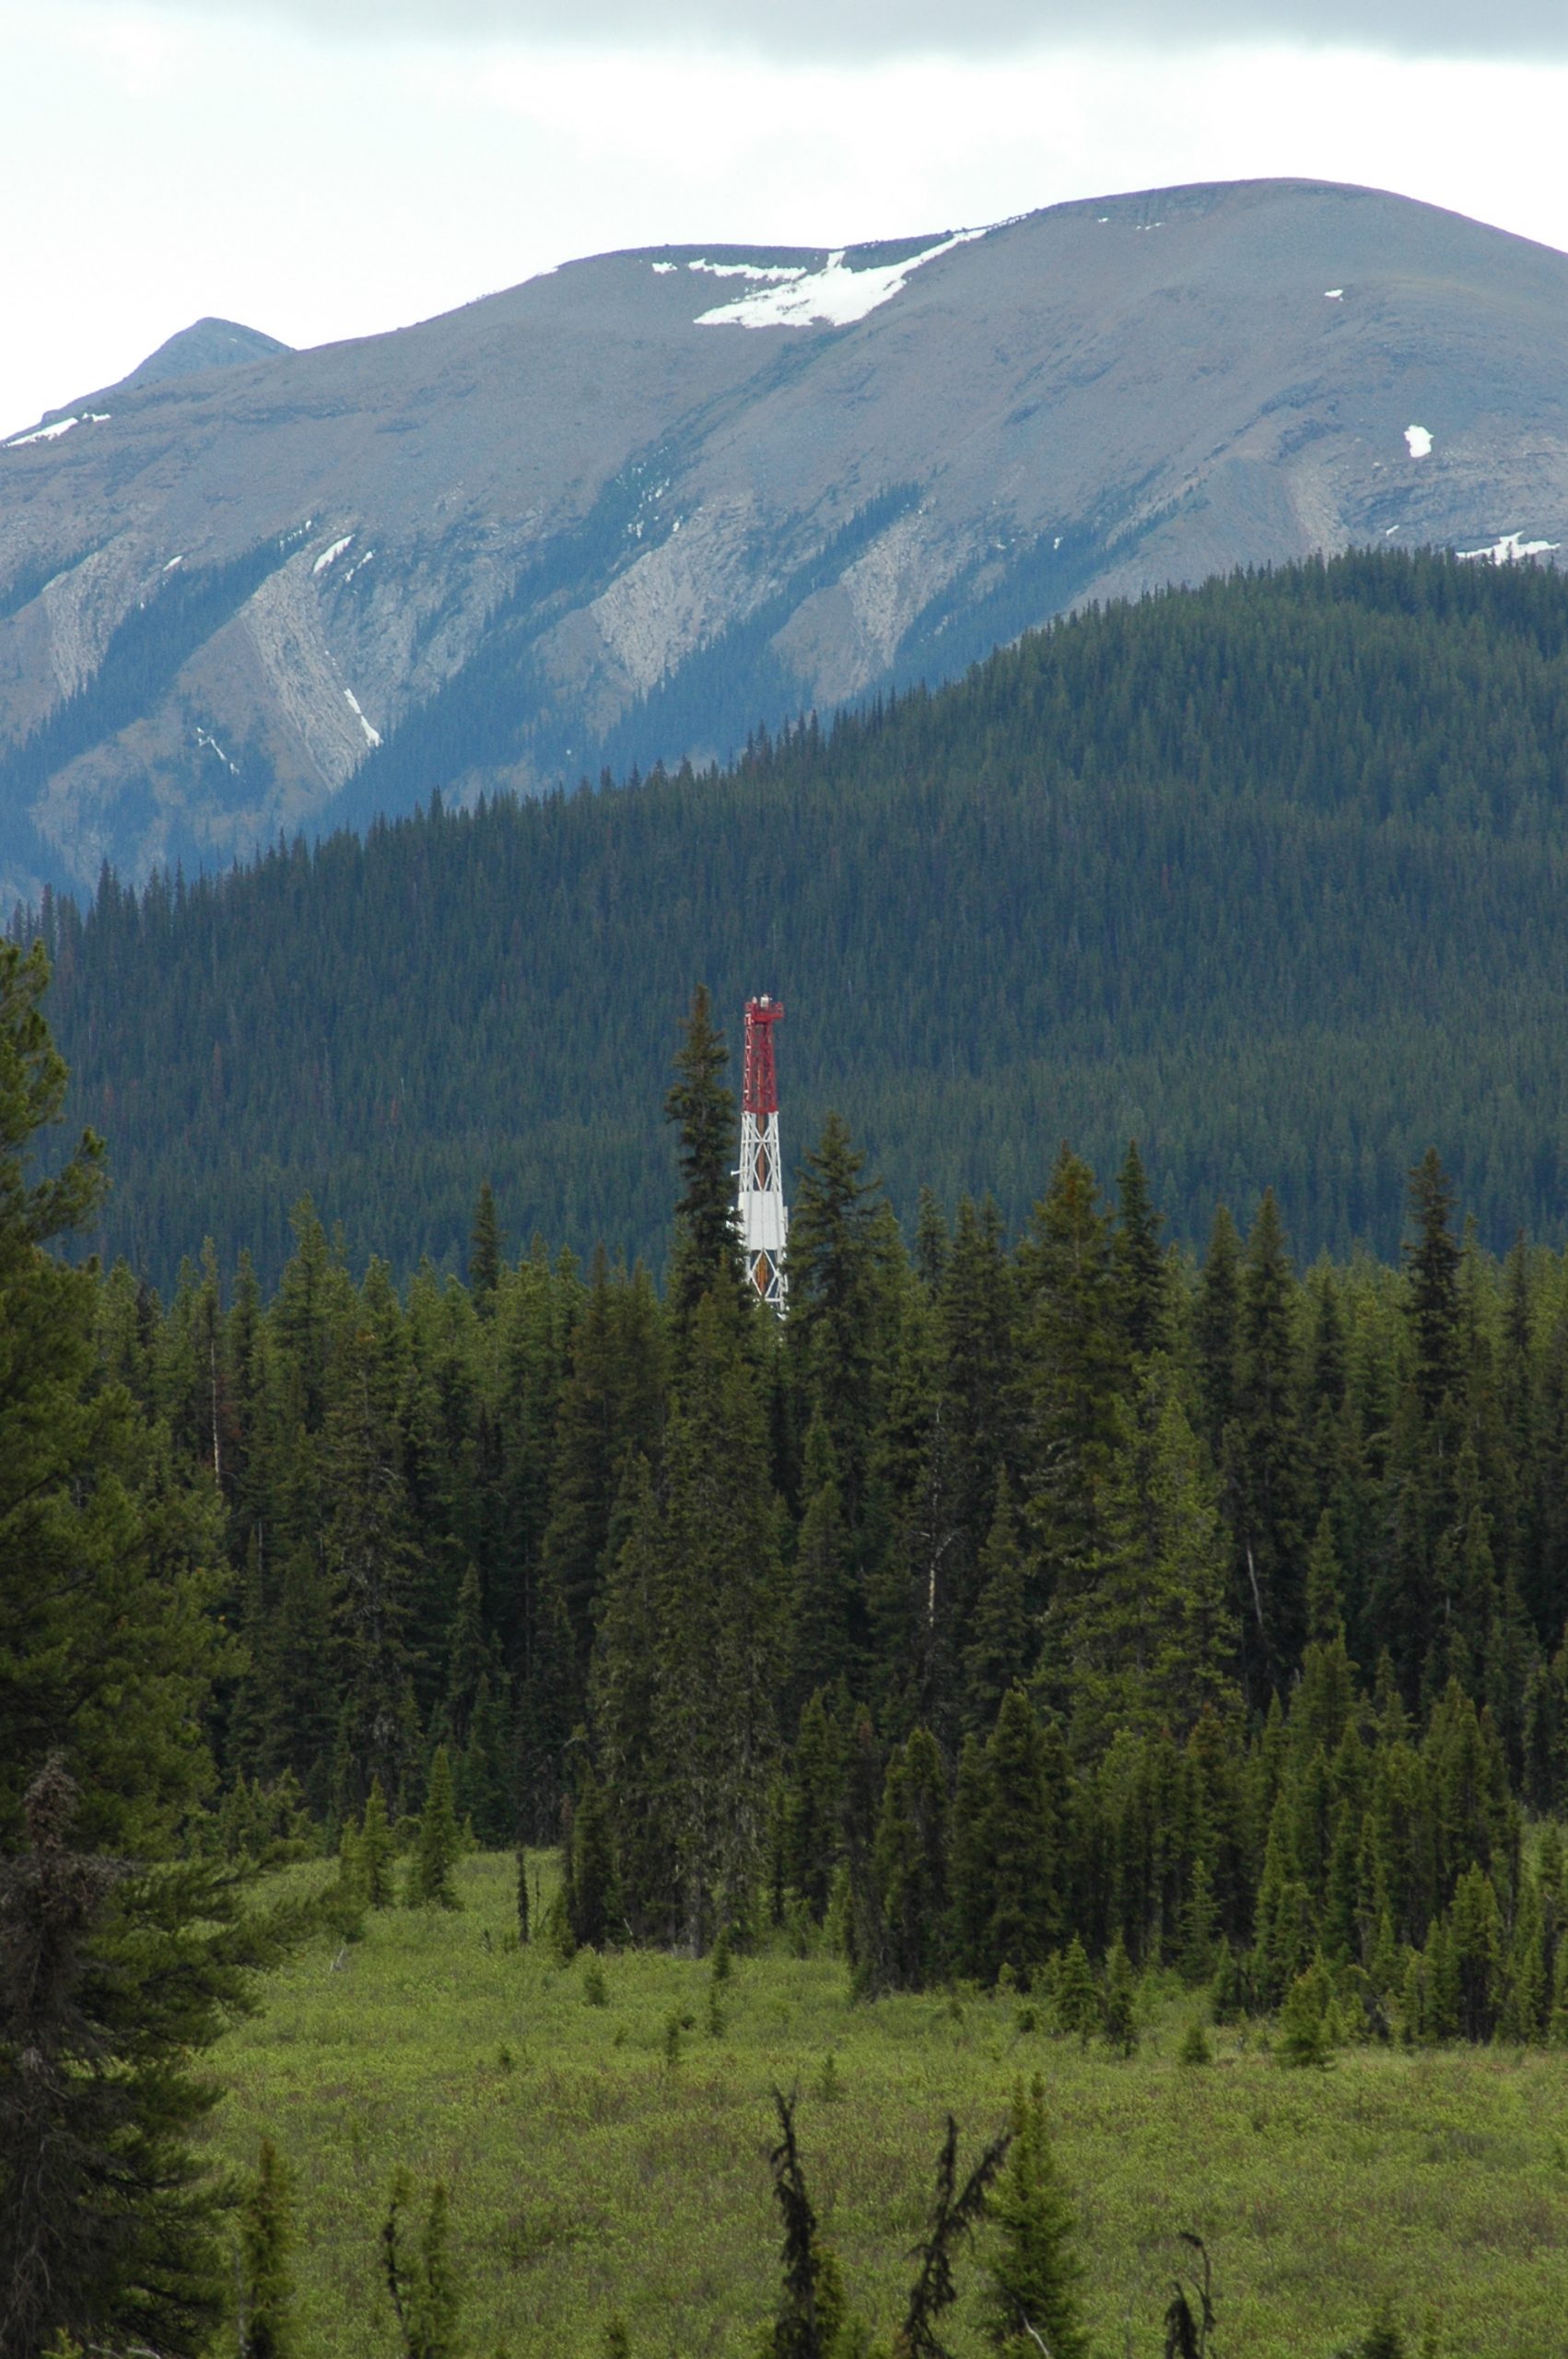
<box><xmin>6</xmin><ymin>0</ymin><xmax>1568</xmax><ymax>435</ymax></box>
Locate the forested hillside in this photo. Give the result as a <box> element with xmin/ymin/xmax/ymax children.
<box><xmin>29</xmin><ymin>547</ymin><xmax>1568</xmax><ymax>1289</ymax></box>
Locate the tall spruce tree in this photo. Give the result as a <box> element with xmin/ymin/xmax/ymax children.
<box><xmin>971</xmin><ymin>2075</ymin><xmax>1084</xmax><ymax>2359</ymax></box>
<box><xmin>643</xmin><ymin>1295</ymin><xmax>783</xmax><ymax>1951</ymax></box>
<box><xmin>664</xmin><ymin>985</ymin><xmax>745</xmax><ymax>1329</ymax></box>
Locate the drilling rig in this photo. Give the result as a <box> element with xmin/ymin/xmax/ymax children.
<box><xmin>735</xmin><ymin>994</ymin><xmax>788</xmax><ymax>1315</ymax></box>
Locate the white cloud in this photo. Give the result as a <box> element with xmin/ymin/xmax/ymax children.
<box><xmin>129</xmin><ymin>0</ymin><xmax>1568</xmax><ymax>65</ymax></box>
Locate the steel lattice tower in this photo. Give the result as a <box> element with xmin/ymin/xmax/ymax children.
<box><xmin>736</xmin><ymin>994</ymin><xmax>788</xmax><ymax>1314</ymax></box>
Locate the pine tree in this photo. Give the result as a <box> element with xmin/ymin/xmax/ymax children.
<box><xmin>0</xmin><ymin>1761</ymin><xmax>283</xmax><ymax>2359</ymax></box>
<box><xmin>788</xmin><ymin>1112</ymin><xmax>888</xmax><ymax>1515</ymax></box>
<box><xmin>978</xmin><ymin>2074</ymin><xmax>1090</xmax><ymax>2359</ymax></box>
<box><xmin>238</xmin><ymin>2139</ymin><xmax>296</xmax><ymax>2359</ymax></box>
<box><xmin>972</xmin><ymin>1690</ymin><xmax>1059</xmax><ymax>1987</ymax></box>
<box><xmin>1276</xmin><ymin>1954</ymin><xmax>1335</xmax><ymax>2068</ymax></box>
<box><xmin>0</xmin><ymin>938</ymin><xmax>221</xmax><ymax>1855</ymax></box>
<box><xmin>324</xmin><ymin>1308</ymin><xmax>423</xmax><ymax>1821</ymax></box>
<box><xmin>1045</xmin><ymin>1359</ymin><xmax>1239</xmax><ymax>1758</ymax></box>
<box><xmin>1193</xmin><ymin>1203</ymin><xmax>1243</xmax><ymax>1461</ymax></box>
<box><xmin>382</xmin><ymin>2177</ymin><xmax>461</xmax><ymax>2359</ymax></box>
<box><xmin>664</xmin><ymin>984</ymin><xmax>744</xmax><ymax>1329</ymax></box>
<box><xmin>467</xmin><ymin>1180</ymin><xmax>503</xmax><ymax>1303</ymax></box>
<box><xmin>407</xmin><ymin>1747</ymin><xmax>462</xmax><ymax>1909</ymax></box>
<box><xmin>568</xmin><ymin>1768</ymin><xmax>614</xmax><ymax>1953</ymax></box>
<box><xmin>790</xmin><ymin>1418</ymin><xmax>860</xmax><ymax>1715</ymax></box>
<box><xmin>1052</xmin><ymin>1937</ymin><xmax>1099</xmax><ymax>2042</ymax></box>
<box><xmin>360</xmin><ymin>1778</ymin><xmax>397</xmax><ymax>1907</ymax></box>
<box><xmin>1112</xmin><ymin>1139</ymin><xmax>1171</xmax><ymax>1360</ymax></box>
<box><xmin>876</xmin><ymin>1729</ymin><xmax>949</xmax><ymax>1991</ymax></box>
<box><xmin>1226</xmin><ymin>1189</ymin><xmax>1310</xmax><ymax>1703</ymax></box>
<box><xmin>1100</xmin><ymin>1940</ymin><xmax>1139</xmax><ymax>2056</ymax></box>
<box><xmin>1405</xmin><ymin>1151</ymin><xmax>1463</xmax><ymax>1421</ymax></box>
<box><xmin>784</xmin><ymin>1688</ymin><xmax>848</xmax><ymax>1925</ymax></box>
<box><xmin>1018</xmin><ymin>1147</ymin><xmax>1126</xmax><ymax>1620</ymax></box>
<box><xmin>962</xmin><ymin>1474</ymin><xmax>1034</xmax><ymax>1738</ymax></box>
<box><xmin>645</xmin><ymin>1297</ymin><xmax>783</xmax><ymax>1952</ymax></box>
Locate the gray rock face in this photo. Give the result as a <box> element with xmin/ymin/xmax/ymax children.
<box><xmin>2</xmin><ymin>177</ymin><xmax>1565</xmax><ymax>898</ymax></box>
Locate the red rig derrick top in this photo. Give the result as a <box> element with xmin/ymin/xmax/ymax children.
<box><xmin>743</xmin><ymin>995</ymin><xmax>783</xmax><ymax>1115</ymax></box>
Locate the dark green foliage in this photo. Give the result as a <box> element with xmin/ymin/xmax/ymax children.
<box><xmin>664</xmin><ymin>986</ymin><xmax>745</xmax><ymax>1328</ymax></box>
<box><xmin>1101</xmin><ymin>1942</ymin><xmax>1139</xmax><ymax>2058</ymax></box>
<box><xmin>951</xmin><ymin>1693</ymin><xmax>1059</xmax><ymax>1989</ymax></box>
<box><xmin>875</xmin><ymin>1730</ymin><xmax>949</xmax><ymax>1992</ymax></box>
<box><xmin>238</xmin><ymin>2139</ymin><xmax>296</xmax><ymax>2359</ymax></box>
<box><xmin>407</xmin><ymin>1749</ymin><xmax>462</xmax><ymax>1910</ymax></box>
<box><xmin>45</xmin><ymin>551</ymin><xmax>1568</xmax><ymax>1294</ymax></box>
<box><xmin>1276</xmin><ymin>1957</ymin><xmax>1335</xmax><ymax>2069</ymax></box>
<box><xmin>567</xmin><ymin>1771</ymin><xmax>614</xmax><ymax>1954</ymax></box>
<box><xmin>1359</xmin><ymin>2295</ymin><xmax>1408</xmax><ymax>2359</ymax></box>
<box><xmin>898</xmin><ymin>2116</ymin><xmax>1012</xmax><ymax>2359</ymax></box>
<box><xmin>765</xmin><ymin>2090</ymin><xmax>832</xmax><ymax>2359</ymax></box>
<box><xmin>467</xmin><ymin>1181</ymin><xmax>503</xmax><ymax>1302</ymax></box>
<box><xmin>978</xmin><ymin>2074</ymin><xmax>1090</xmax><ymax>2359</ymax></box>
<box><xmin>0</xmin><ymin>1762</ymin><xmax>277</xmax><ymax>2359</ymax></box>
<box><xmin>1177</xmin><ymin>2018</ymin><xmax>1213</xmax><ymax>2067</ymax></box>
<box><xmin>359</xmin><ymin>1780</ymin><xmax>396</xmax><ymax>1908</ymax></box>
<box><xmin>382</xmin><ymin>2176</ymin><xmax>461</xmax><ymax>2359</ymax></box>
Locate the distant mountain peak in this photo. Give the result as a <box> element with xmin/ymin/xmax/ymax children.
<box><xmin>23</xmin><ymin>316</ymin><xmax>292</xmax><ymax>434</ymax></box>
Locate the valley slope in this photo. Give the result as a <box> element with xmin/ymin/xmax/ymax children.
<box><xmin>39</xmin><ymin>551</ymin><xmax>1568</xmax><ymax>1288</ymax></box>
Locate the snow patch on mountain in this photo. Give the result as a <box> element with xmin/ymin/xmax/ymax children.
<box><xmin>344</xmin><ymin>687</ymin><xmax>380</xmax><ymax>747</ymax></box>
<box><xmin>695</xmin><ymin>229</ymin><xmax>988</xmax><ymax>331</ymax></box>
<box><xmin>312</xmin><ymin>534</ymin><xmax>355</xmax><ymax>577</ymax></box>
<box><xmin>1457</xmin><ymin>531</ymin><xmax>1561</xmax><ymax>564</ymax></box>
<box><xmin>5</xmin><ymin>413</ymin><xmax>109</xmax><ymax>450</ymax></box>
<box><xmin>1405</xmin><ymin>425</ymin><xmax>1433</xmax><ymax>458</ymax></box>
<box><xmin>689</xmin><ymin>259</ymin><xmax>807</xmax><ymax>284</ymax></box>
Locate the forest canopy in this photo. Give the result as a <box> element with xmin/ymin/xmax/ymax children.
<box><xmin>20</xmin><ymin>546</ymin><xmax>1568</xmax><ymax>1291</ymax></box>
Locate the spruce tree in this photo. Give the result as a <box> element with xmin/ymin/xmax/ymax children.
<box><xmin>664</xmin><ymin>985</ymin><xmax>744</xmax><ymax>1329</ymax></box>
<box><xmin>645</xmin><ymin>1296</ymin><xmax>783</xmax><ymax>1952</ymax></box>
<box><xmin>1018</xmin><ymin>1147</ymin><xmax>1126</xmax><ymax>1615</ymax></box>
<box><xmin>360</xmin><ymin>1778</ymin><xmax>397</xmax><ymax>1907</ymax></box>
<box><xmin>875</xmin><ymin>1729</ymin><xmax>950</xmax><ymax>1991</ymax></box>
<box><xmin>1112</xmin><ymin>1138</ymin><xmax>1170</xmax><ymax>1360</ymax></box>
<box><xmin>382</xmin><ymin>2177</ymin><xmax>461</xmax><ymax>2359</ymax></box>
<box><xmin>962</xmin><ymin>1474</ymin><xmax>1034</xmax><ymax>1738</ymax></box>
<box><xmin>407</xmin><ymin>1747</ymin><xmax>462</xmax><ymax>1909</ymax></box>
<box><xmin>972</xmin><ymin>1690</ymin><xmax>1059</xmax><ymax>1987</ymax></box>
<box><xmin>1226</xmin><ymin>1189</ymin><xmax>1310</xmax><ymax>1703</ymax></box>
<box><xmin>467</xmin><ymin>1180</ymin><xmax>504</xmax><ymax>1302</ymax></box>
<box><xmin>238</xmin><ymin>2139</ymin><xmax>296</xmax><ymax>2359</ymax></box>
<box><xmin>1193</xmin><ymin>1203</ymin><xmax>1243</xmax><ymax>1461</ymax></box>
<box><xmin>0</xmin><ymin>1761</ymin><xmax>281</xmax><ymax>2359</ymax></box>
<box><xmin>978</xmin><ymin>2074</ymin><xmax>1090</xmax><ymax>2359</ymax></box>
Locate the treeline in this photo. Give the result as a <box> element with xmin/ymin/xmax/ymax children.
<box><xmin>26</xmin><ymin>546</ymin><xmax>1568</xmax><ymax>1288</ymax></box>
<box><xmin>80</xmin><ymin>984</ymin><xmax>1568</xmax><ymax>2053</ymax></box>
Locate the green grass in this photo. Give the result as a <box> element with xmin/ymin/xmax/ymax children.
<box><xmin>213</xmin><ymin>1855</ymin><xmax>1568</xmax><ymax>2357</ymax></box>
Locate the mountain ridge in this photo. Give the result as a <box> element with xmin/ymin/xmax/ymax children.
<box><xmin>3</xmin><ymin>176</ymin><xmax>1567</xmax><ymax>900</ymax></box>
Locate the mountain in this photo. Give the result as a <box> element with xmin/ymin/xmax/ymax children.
<box><xmin>2</xmin><ymin>177</ymin><xmax>1567</xmax><ymax>902</ymax></box>
<box><xmin>37</xmin><ymin>549</ymin><xmax>1568</xmax><ymax>1292</ymax></box>
<box><xmin>44</xmin><ymin>317</ymin><xmax>293</xmax><ymax>422</ymax></box>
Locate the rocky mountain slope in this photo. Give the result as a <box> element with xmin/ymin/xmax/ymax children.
<box><xmin>2</xmin><ymin>176</ymin><xmax>1565</xmax><ymax>898</ymax></box>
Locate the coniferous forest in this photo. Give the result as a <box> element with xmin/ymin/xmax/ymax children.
<box><xmin>24</xmin><ymin>546</ymin><xmax>1568</xmax><ymax>1291</ymax></box>
<box><xmin>15</xmin><ymin>552</ymin><xmax>1568</xmax><ymax>2355</ymax></box>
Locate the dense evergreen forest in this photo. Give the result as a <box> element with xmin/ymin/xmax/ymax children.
<box><xmin>23</xmin><ymin>546</ymin><xmax>1568</xmax><ymax>1290</ymax></box>
<box><xmin>64</xmin><ymin>983</ymin><xmax>1568</xmax><ymax>2033</ymax></box>
<box><xmin>13</xmin><ymin>911</ymin><xmax>1568</xmax><ymax>2354</ymax></box>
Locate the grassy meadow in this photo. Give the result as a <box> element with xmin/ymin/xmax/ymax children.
<box><xmin>213</xmin><ymin>1855</ymin><xmax>1568</xmax><ymax>2358</ymax></box>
